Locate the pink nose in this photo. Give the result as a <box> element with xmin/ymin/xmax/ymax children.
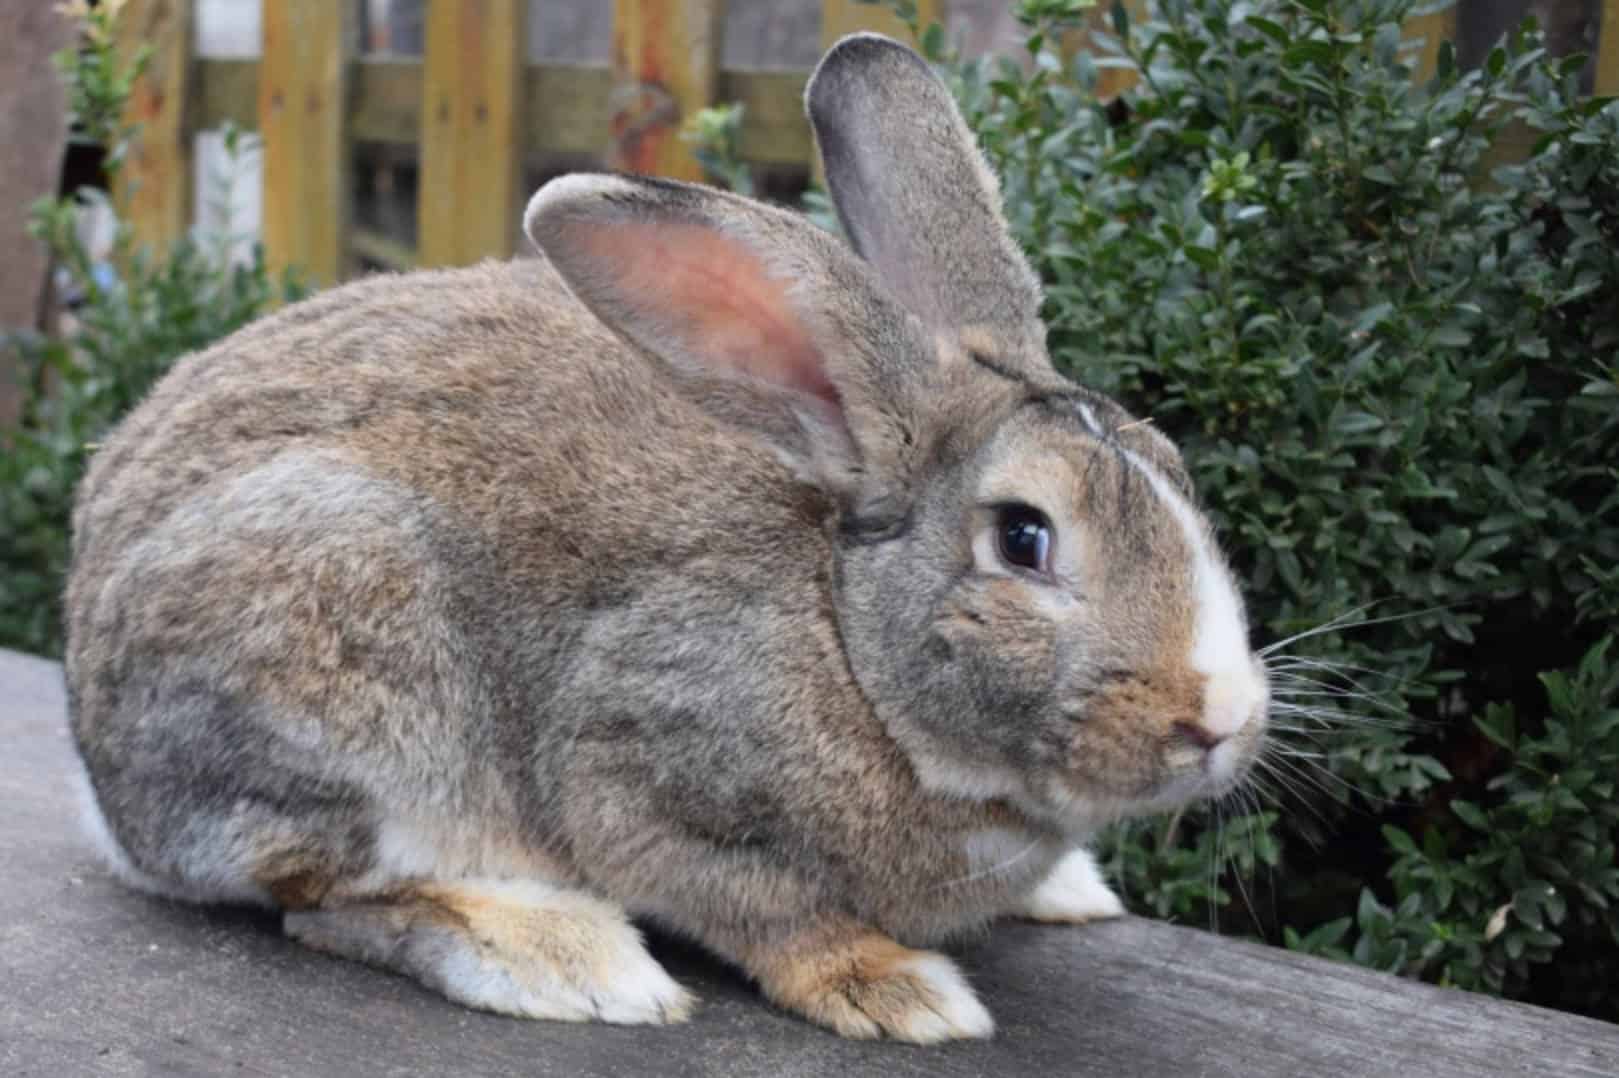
<box><xmin>1173</xmin><ymin>721</ymin><xmax>1224</xmax><ymax>751</ymax></box>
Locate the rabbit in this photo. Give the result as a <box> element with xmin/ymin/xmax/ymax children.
<box><xmin>63</xmin><ymin>33</ymin><xmax>1269</xmax><ymax>1043</ymax></box>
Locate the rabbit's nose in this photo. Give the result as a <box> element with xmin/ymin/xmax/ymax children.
<box><xmin>1172</xmin><ymin>720</ymin><xmax>1223</xmax><ymax>751</ymax></box>
<box><xmin>1200</xmin><ymin>657</ymin><xmax>1269</xmax><ymax>741</ymax></box>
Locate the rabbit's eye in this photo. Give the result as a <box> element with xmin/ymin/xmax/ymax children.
<box><xmin>996</xmin><ymin>504</ymin><xmax>1053</xmax><ymax>574</ymax></box>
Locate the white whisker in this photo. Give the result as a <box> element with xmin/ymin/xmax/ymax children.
<box><xmin>934</xmin><ymin>838</ymin><xmax>1041</xmax><ymax>891</ymax></box>
<box><xmin>1259</xmin><ymin>602</ymin><xmax>1462</xmax><ymax>657</ymax></box>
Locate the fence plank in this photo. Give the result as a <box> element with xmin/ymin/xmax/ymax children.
<box><xmin>418</xmin><ymin>0</ymin><xmax>526</xmax><ymax>267</ymax></box>
<box><xmin>1598</xmin><ymin>0</ymin><xmax>1619</xmax><ymax>97</ymax></box>
<box><xmin>609</xmin><ymin>0</ymin><xmax>725</xmax><ymax>180</ymax></box>
<box><xmin>198</xmin><ymin>60</ymin><xmax>818</xmax><ymax>171</ymax></box>
<box><xmin>258</xmin><ymin>0</ymin><xmax>355</xmax><ymax>287</ymax></box>
<box><xmin>1403</xmin><ymin>1</ymin><xmax>1459</xmax><ymax>82</ymax></box>
<box><xmin>115</xmin><ymin>0</ymin><xmax>193</xmax><ymax>259</ymax></box>
<box><xmin>1065</xmin><ymin>2</ymin><xmax>1149</xmax><ymax>100</ymax></box>
<box><xmin>819</xmin><ymin>0</ymin><xmax>940</xmax><ymax>47</ymax></box>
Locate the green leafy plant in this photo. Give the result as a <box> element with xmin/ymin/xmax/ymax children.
<box><xmin>683</xmin><ymin>103</ymin><xmax>755</xmax><ymax>198</ymax></box>
<box><xmin>1</xmin><ymin>3</ymin><xmax>305</xmax><ymax>656</ymax></box>
<box><xmin>881</xmin><ymin>0</ymin><xmax>1619</xmax><ymax>1020</ymax></box>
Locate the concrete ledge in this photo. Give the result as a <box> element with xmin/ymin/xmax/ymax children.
<box><xmin>3</xmin><ymin>647</ymin><xmax>1616</xmax><ymax>1076</ymax></box>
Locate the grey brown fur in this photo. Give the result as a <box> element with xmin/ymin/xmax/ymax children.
<box><xmin>64</xmin><ymin>35</ymin><xmax>1268</xmax><ymax>1041</ymax></box>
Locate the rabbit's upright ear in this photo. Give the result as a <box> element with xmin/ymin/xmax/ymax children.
<box><xmin>807</xmin><ymin>34</ymin><xmax>1043</xmax><ymax>351</ymax></box>
<box><xmin>525</xmin><ymin>174</ymin><xmax>931</xmax><ymax>517</ymax></box>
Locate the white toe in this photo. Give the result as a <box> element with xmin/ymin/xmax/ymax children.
<box><xmin>893</xmin><ymin>954</ymin><xmax>995</xmax><ymax>1043</ymax></box>
<box><xmin>1019</xmin><ymin>848</ymin><xmax>1126</xmax><ymax>924</ymax></box>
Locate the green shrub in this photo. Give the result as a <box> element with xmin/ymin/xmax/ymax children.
<box><xmin>889</xmin><ymin>0</ymin><xmax>1619</xmax><ymax>1019</ymax></box>
<box><xmin>0</xmin><ymin>4</ymin><xmax>304</xmax><ymax>656</ymax></box>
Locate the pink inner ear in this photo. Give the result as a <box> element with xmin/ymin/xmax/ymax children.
<box><xmin>573</xmin><ymin>219</ymin><xmax>842</xmax><ymax>413</ymax></box>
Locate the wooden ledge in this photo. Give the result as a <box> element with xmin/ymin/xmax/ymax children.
<box><xmin>3</xmin><ymin>647</ymin><xmax>1616</xmax><ymax>1076</ymax></box>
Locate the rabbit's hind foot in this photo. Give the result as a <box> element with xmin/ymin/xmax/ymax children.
<box><xmin>284</xmin><ymin>878</ymin><xmax>695</xmax><ymax>1025</ymax></box>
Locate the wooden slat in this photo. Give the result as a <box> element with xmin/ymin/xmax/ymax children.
<box><xmin>0</xmin><ymin>2</ymin><xmax>76</xmax><ymax>427</ymax></box>
<box><xmin>114</xmin><ymin>0</ymin><xmax>193</xmax><ymax>258</ymax></box>
<box><xmin>197</xmin><ymin>59</ymin><xmax>817</xmax><ymax>167</ymax></box>
<box><xmin>1403</xmin><ymin>0</ymin><xmax>1459</xmax><ymax>82</ymax></box>
<box><xmin>417</xmin><ymin>0</ymin><xmax>526</xmax><ymax>267</ymax></box>
<box><xmin>1597</xmin><ymin>0</ymin><xmax>1619</xmax><ymax>97</ymax></box>
<box><xmin>819</xmin><ymin>0</ymin><xmax>940</xmax><ymax>47</ymax></box>
<box><xmin>351</xmin><ymin>226</ymin><xmax>417</xmax><ymax>272</ymax></box>
<box><xmin>1065</xmin><ymin>1</ymin><xmax>1149</xmax><ymax>100</ymax></box>
<box><xmin>258</xmin><ymin>0</ymin><xmax>355</xmax><ymax>287</ymax></box>
<box><xmin>608</xmin><ymin>0</ymin><xmax>725</xmax><ymax>180</ymax></box>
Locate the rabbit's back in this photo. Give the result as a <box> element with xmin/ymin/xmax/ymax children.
<box><xmin>70</xmin><ymin>255</ymin><xmax>823</xmax><ymax>629</ymax></box>
<box><xmin>77</xmin><ymin>259</ymin><xmax>638</xmax><ymax>575</ymax></box>
<box><xmin>64</xmin><ymin>256</ymin><xmax>836</xmax><ymax>907</ymax></box>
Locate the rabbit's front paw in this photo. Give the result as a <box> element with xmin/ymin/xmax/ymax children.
<box><xmin>758</xmin><ymin>932</ymin><xmax>994</xmax><ymax>1043</ymax></box>
<box><xmin>1018</xmin><ymin>847</ymin><xmax>1125</xmax><ymax>924</ymax></box>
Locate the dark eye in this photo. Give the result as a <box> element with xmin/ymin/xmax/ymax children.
<box><xmin>996</xmin><ymin>504</ymin><xmax>1053</xmax><ymax>574</ymax></box>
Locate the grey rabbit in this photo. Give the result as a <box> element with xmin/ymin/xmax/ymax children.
<box><xmin>64</xmin><ymin>34</ymin><xmax>1269</xmax><ymax>1041</ymax></box>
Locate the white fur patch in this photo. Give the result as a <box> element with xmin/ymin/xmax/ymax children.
<box><xmin>1117</xmin><ymin>449</ymin><xmax>1268</xmax><ymax>756</ymax></box>
<box><xmin>890</xmin><ymin>953</ymin><xmax>995</xmax><ymax>1043</ymax></box>
<box><xmin>1018</xmin><ymin>847</ymin><xmax>1125</xmax><ymax>924</ymax></box>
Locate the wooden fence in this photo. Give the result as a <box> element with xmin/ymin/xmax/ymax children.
<box><xmin>114</xmin><ymin>1</ymin><xmax>1619</xmax><ymax>287</ymax></box>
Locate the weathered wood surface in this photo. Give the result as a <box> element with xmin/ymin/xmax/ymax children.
<box><xmin>0</xmin><ymin>1</ymin><xmax>75</xmax><ymax>425</ymax></box>
<box><xmin>257</xmin><ymin>0</ymin><xmax>356</xmax><ymax>287</ymax></box>
<box><xmin>819</xmin><ymin>0</ymin><xmax>939</xmax><ymax>47</ymax></box>
<box><xmin>609</xmin><ymin>0</ymin><xmax>726</xmax><ymax>180</ymax></box>
<box><xmin>3</xmin><ymin>647</ymin><xmax>1617</xmax><ymax>1076</ymax></box>
<box><xmin>197</xmin><ymin>58</ymin><xmax>815</xmax><ymax>167</ymax></box>
<box><xmin>1599</xmin><ymin>0</ymin><xmax>1619</xmax><ymax>97</ymax></box>
<box><xmin>114</xmin><ymin>0</ymin><xmax>194</xmax><ymax>261</ymax></box>
<box><xmin>417</xmin><ymin>0</ymin><xmax>526</xmax><ymax>266</ymax></box>
<box><xmin>1403</xmin><ymin>0</ymin><xmax>1460</xmax><ymax>82</ymax></box>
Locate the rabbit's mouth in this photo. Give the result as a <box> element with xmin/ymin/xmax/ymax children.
<box><xmin>1157</xmin><ymin>697</ymin><xmax>1269</xmax><ymax>805</ymax></box>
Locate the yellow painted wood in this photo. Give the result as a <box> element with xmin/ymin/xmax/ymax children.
<box><xmin>1596</xmin><ymin>0</ymin><xmax>1619</xmax><ymax>97</ymax></box>
<box><xmin>258</xmin><ymin>0</ymin><xmax>355</xmax><ymax>286</ymax></box>
<box><xmin>1065</xmin><ymin>1</ymin><xmax>1149</xmax><ymax>100</ymax></box>
<box><xmin>114</xmin><ymin>0</ymin><xmax>193</xmax><ymax>258</ymax></box>
<box><xmin>417</xmin><ymin>0</ymin><xmax>525</xmax><ymax>267</ymax></box>
<box><xmin>819</xmin><ymin>0</ymin><xmax>940</xmax><ymax>48</ymax></box>
<box><xmin>197</xmin><ymin>60</ymin><xmax>819</xmax><ymax>168</ymax></box>
<box><xmin>609</xmin><ymin>0</ymin><xmax>725</xmax><ymax>180</ymax></box>
<box><xmin>351</xmin><ymin>226</ymin><xmax>418</xmax><ymax>271</ymax></box>
<box><xmin>1402</xmin><ymin>0</ymin><xmax>1459</xmax><ymax>83</ymax></box>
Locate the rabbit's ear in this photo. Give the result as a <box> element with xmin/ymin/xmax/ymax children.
<box><xmin>524</xmin><ymin>174</ymin><xmax>930</xmax><ymax>516</ymax></box>
<box><xmin>807</xmin><ymin>34</ymin><xmax>1042</xmax><ymax>346</ymax></box>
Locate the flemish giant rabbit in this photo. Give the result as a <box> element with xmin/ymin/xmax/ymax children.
<box><xmin>65</xmin><ymin>35</ymin><xmax>1269</xmax><ymax>1042</ymax></box>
